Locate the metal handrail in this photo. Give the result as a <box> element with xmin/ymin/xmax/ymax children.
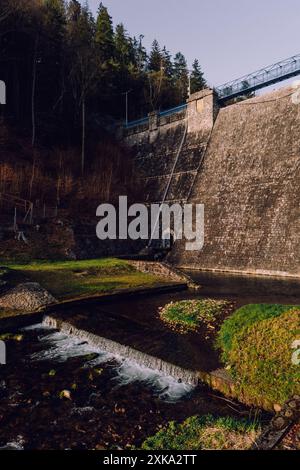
<box><xmin>125</xmin><ymin>116</ymin><xmax>149</xmax><ymax>129</ymax></box>
<box><xmin>159</xmin><ymin>103</ymin><xmax>187</xmax><ymax>117</ymax></box>
<box><xmin>125</xmin><ymin>103</ymin><xmax>187</xmax><ymax>129</ymax></box>
<box><xmin>125</xmin><ymin>52</ymin><xmax>300</xmax><ymax>128</ymax></box>
<box><xmin>216</xmin><ymin>53</ymin><xmax>300</xmax><ymax>101</ymax></box>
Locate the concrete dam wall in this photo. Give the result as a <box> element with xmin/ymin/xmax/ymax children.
<box><xmin>124</xmin><ymin>86</ymin><xmax>300</xmax><ymax>278</ymax></box>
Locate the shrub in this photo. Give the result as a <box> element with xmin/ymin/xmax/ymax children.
<box><xmin>224</xmin><ymin>309</ymin><xmax>300</xmax><ymax>405</ymax></box>
<box><xmin>159</xmin><ymin>299</ymin><xmax>233</xmax><ymax>335</ymax></box>
<box><xmin>141</xmin><ymin>415</ymin><xmax>260</xmax><ymax>450</ymax></box>
<box><xmin>216</xmin><ymin>304</ymin><xmax>299</xmax><ymax>363</ymax></box>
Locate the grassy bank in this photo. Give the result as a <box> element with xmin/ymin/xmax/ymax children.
<box><xmin>141</xmin><ymin>415</ymin><xmax>260</xmax><ymax>450</ymax></box>
<box><xmin>1</xmin><ymin>258</ymin><xmax>169</xmax><ymax>304</ymax></box>
<box><xmin>217</xmin><ymin>304</ymin><xmax>300</xmax><ymax>405</ymax></box>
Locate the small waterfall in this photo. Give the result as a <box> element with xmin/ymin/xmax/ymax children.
<box><xmin>42</xmin><ymin>315</ymin><xmax>199</xmax><ymax>386</ymax></box>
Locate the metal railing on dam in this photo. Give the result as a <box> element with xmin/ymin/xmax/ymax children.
<box><xmin>216</xmin><ymin>52</ymin><xmax>300</xmax><ymax>101</ymax></box>
<box><xmin>124</xmin><ymin>52</ymin><xmax>300</xmax><ymax>129</ymax></box>
<box><xmin>125</xmin><ymin>103</ymin><xmax>187</xmax><ymax>129</ymax></box>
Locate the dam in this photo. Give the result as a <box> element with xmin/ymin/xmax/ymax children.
<box><xmin>123</xmin><ymin>85</ymin><xmax>300</xmax><ymax>278</ymax></box>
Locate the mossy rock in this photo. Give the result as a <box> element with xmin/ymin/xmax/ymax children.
<box><xmin>159</xmin><ymin>299</ymin><xmax>233</xmax><ymax>335</ymax></box>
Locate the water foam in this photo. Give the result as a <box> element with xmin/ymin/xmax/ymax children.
<box><xmin>28</xmin><ymin>324</ymin><xmax>194</xmax><ymax>402</ymax></box>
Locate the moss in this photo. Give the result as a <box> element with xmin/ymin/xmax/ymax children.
<box><xmin>159</xmin><ymin>299</ymin><xmax>233</xmax><ymax>334</ymax></box>
<box><xmin>224</xmin><ymin>309</ymin><xmax>300</xmax><ymax>405</ymax></box>
<box><xmin>141</xmin><ymin>415</ymin><xmax>260</xmax><ymax>450</ymax></box>
<box><xmin>216</xmin><ymin>303</ymin><xmax>299</xmax><ymax>363</ymax></box>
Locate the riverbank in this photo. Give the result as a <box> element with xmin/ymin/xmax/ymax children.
<box><xmin>0</xmin><ymin>323</ymin><xmax>266</xmax><ymax>450</ymax></box>
<box><xmin>0</xmin><ymin>258</ymin><xmax>180</xmax><ymax>321</ymax></box>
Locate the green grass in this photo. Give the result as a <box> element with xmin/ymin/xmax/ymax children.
<box><xmin>141</xmin><ymin>415</ymin><xmax>260</xmax><ymax>450</ymax></box>
<box><xmin>0</xmin><ymin>258</ymin><xmax>167</xmax><ymax>302</ymax></box>
<box><xmin>216</xmin><ymin>304</ymin><xmax>300</xmax><ymax>405</ymax></box>
<box><xmin>216</xmin><ymin>303</ymin><xmax>300</xmax><ymax>363</ymax></box>
<box><xmin>159</xmin><ymin>299</ymin><xmax>233</xmax><ymax>334</ymax></box>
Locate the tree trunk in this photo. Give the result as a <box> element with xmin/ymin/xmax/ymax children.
<box><xmin>31</xmin><ymin>35</ymin><xmax>38</xmax><ymax>147</ymax></box>
<box><xmin>29</xmin><ymin>157</ymin><xmax>35</xmax><ymax>200</ymax></box>
<box><xmin>81</xmin><ymin>95</ymin><xmax>86</xmax><ymax>175</ymax></box>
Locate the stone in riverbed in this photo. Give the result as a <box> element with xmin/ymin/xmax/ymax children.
<box><xmin>0</xmin><ymin>282</ymin><xmax>57</xmax><ymax>311</ymax></box>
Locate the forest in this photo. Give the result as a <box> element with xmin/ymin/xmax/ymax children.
<box><xmin>0</xmin><ymin>0</ymin><xmax>206</xmax><ymax>152</ymax></box>
<box><xmin>0</xmin><ymin>0</ymin><xmax>206</xmax><ymax>222</ymax></box>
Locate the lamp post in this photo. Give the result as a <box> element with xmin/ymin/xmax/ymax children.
<box><xmin>122</xmin><ymin>89</ymin><xmax>132</xmax><ymax>126</ymax></box>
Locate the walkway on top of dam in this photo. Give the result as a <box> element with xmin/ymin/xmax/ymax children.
<box><xmin>125</xmin><ymin>51</ymin><xmax>300</xmax><ymax>128</ymax></box>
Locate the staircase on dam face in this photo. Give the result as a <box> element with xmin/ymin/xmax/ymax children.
<box><xmin>123</xmin><ymin>89</ymin><xmax>219</xmax><ymax>207</ymax></box>
<box><xmin>123</xmin><ymin>84</ymin><xmax>300</xmax><ymax>277</ymax></box>
<box><xmin>168</xmin><ymin>85</ymin><xmax>300</xmax><ymax>276</ymax></box>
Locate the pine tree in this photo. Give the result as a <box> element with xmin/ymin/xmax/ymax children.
<box><xmin>115</xmin><ymin>23</ymin><xmax>132</xmax><ymax>66</ymax></box>
<box><xmin>148</xmin><ymin>39</ymin><xmax>162</xmax><ymax>72</ymax></box>
<box><xmin>190</xmin><ymin>59</ymin><xmax>206</xmax><ymax>94</ymax></box>
<box><xmin>43</xmin><ymin>0</ymin><xmax>66</xmax><ymax>36</ymax></box>
<box><xmin>161</xmin><ymin>47</ymin><xmax>173</xmax><ymax>79</ymax></box>
<box><xmin>173</xmin><ymin>52</ymin><xmax>189</xmax><ymax>102</ymax></box>
<box><xmin>132</xmin><ymin>35</ymin><xmax>147</xmax><ymax>73</ymax></box>
<box><xmin>67</xmin><ymin>0</ymin><xmax>81</xmax><ymax>23</ymax></box>
<box><xmin>95</xmin><ymin>2</ymin><xmax>115</xmax><ymax>63</ymax></box>
<box><xmin>42</xmin><ymin>0</ymin><xmax>67</xmax><ymax>98</ymax></box>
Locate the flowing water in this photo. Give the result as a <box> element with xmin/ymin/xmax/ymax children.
<box><xmin>2</xmin><ymin>271</ymin><xmax>290</xmax><ymax>450</ymax></box>
<box><xmin>29</xmin><ymin>323</ymin><xmax>193</xmax><ymax>402</ymax></box>
<box><xmin>0</xmin><ymin>322</ymin><xmax>256</xmax><ymax>450</ymax></box>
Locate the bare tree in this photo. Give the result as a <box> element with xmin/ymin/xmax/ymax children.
<box><xmin>31</xmin><ymin>35</ymin><xmax>39</xmax><ymax>147</ymax></box>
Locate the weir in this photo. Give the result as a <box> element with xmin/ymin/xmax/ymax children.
<box><xmin>43</xmin><ymin>315</ymin><xmax>199</xmax><ymax>385</ymax></box>
<box><xmin>123</xmin><ymin>84</ymin><xmax>300</xmax><ymax>278</ymax></box>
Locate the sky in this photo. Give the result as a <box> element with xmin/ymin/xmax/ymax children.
<box><xmin>81</xmin><ymin>0</ymin><xmax>300</xmax><ymax>88</ymax></box>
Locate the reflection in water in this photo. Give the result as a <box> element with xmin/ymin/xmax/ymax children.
<box><xmin>183</xmin><ymin>270</ymin><xmax>300</xmax><ymax>307</ymax></box>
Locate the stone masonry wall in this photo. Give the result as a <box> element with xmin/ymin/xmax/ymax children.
<box><xmin>169</xmin><ymin>86</ymin><xmax>300</xmax><ymax>277</ymax></box>
<box><xmin>124</xmin><ymin>90</ymin><xmax>217</xmax><ymax>205</ymax></box>
<box><xmin>124</xmin><ymin>86</ymin><xmax>300</xmax><ymax>277</ymax></box>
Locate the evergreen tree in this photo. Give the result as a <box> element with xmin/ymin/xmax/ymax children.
<box><xmin>173</xmin><ymin>51</ymin><xmax>189</xmax><ymax>102</ymax></box>
<box><xmin>95</xmin><ymin>2</ymin><xmax>115</xmax><ymax>63</ymax></box>
<box><xmin>43</xmin><ymin>0</ymin><xmax>66</xmax><ymax>36</ymax></box>
<box><xmin>114</xmin><ymin>23</ymin><xmax>137</xmax><ymax>71</ymax></box>
<box><xmin>148</xmin><ymin>39</ymin><xmax>162</xmax><ymax>72</ymax></box>
<box><xmin>161</xmin><ymin>47</ymin><xmax>173</xmax><ymax>79</ymax></box>
<box><xmin>132</xmin><ymin>35</ymin><xmax>147</xmax><ymax>73</ymax></box>
<box><xmin>41</xmin><ymin>0</ymin><xmax>67</xmax><ymax>107</ymax></box>
<box><xmin>67</xmin><ymin>0</ymin><xmax>81</xmax><ymax>23</ymax></box>
<box><xmin>0</xmin><ymin>0</ymin><xmax>207</xmax><ymax>136</ymax></box>
<box><xmin>190</xmin><ymin>59</ymin><xmax>206</xmax><ymax>94</ymax></box>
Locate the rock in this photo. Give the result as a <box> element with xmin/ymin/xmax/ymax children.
<box><xmin>287</xmin><ymin>400</ymin><xmax>298</xmax><ymax>409</ymax></box>
<box><xmin>273</xmin><ymin>416</ymin><xmax>288</xmax><ymax>430</ymax></box>
<box><xmin>0</xmin><ymin>282</ymin><xmax>57</xmax><ymax>311</ymax></box>
<box><xmin>59</xmin><ymin>390</ymin><xmax>72</xmax><ymax>400</ymax></box>
<box><xmin>284</xmin><ymin>409</ymin><xmax>294</xmax><ymax>419</ymax></box>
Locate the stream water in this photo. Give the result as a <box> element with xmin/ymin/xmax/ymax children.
<box><xmin>0</xmin><ymin>322</ymin><xmax>258</xmax><ymax>450</ymax></box>
<box><xmin>2</xmin><ymin>270</ymin><xmax>295</xmax><ymax>450</ymax></box>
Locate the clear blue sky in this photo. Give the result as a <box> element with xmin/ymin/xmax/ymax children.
<box><xmin>82</xmin><ymin>0</ymin><xmax>300</xmax><ymax>87</ymax></box>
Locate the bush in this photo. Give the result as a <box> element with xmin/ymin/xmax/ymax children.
<box><xmin>223</xmin><ymin>309</ymin><xmax>300</xmax><ymax>405</ymax></box>
<box><xmin>141</xmin><ymin>415</ymin><xmax>260</xmax><ymax>450</ymax></box>
<box><xmin>159</xmin><ymin>299</ymin><xmax>233</xmax><ymax>335</ymax></box>
<box><xmin>216</xmin><ymin>304</ymin><xmax>299</xmax><ymax>363</ymax></box>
